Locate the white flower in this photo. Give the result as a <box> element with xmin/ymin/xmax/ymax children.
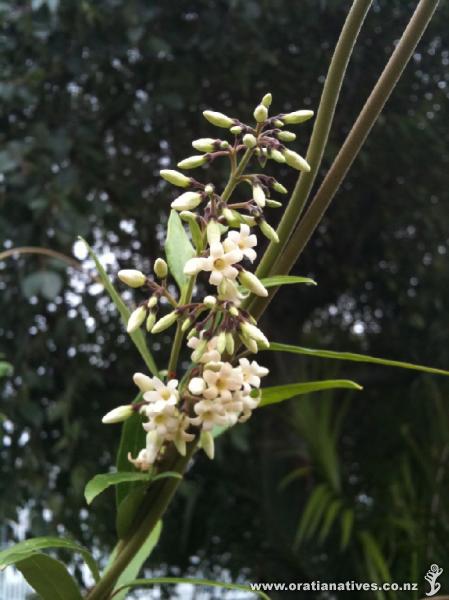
<box><xmin>190</xmin><ymin>398</ymin><xmax>228</xmax><ymax>431</ymax></box>
<box><xmin>172</xmin><ymin>417</ymin><xmax>195</xmax><ymax>456</ymax></box>
<box><xmin>225</xmin><ymin>225</ymin><xmax>257</xmax><ymax>263</ymax></box>
<box><xmin>188</xmin><ymin>377</ymin><xmax>206</xmax><ymax>395</ymax></box>
<box><xmin>184</xmin><ymin>242</ymin><xmax>243</xmax><ymax>286</ymax></box>
<box><xmin>143</xmin><ymin>403</ymin><xmax>180</xmax><ymax>437</ymax></box>
<box><xmin>143</xmin><ymin>377</ymin><xmax>179</xmax><ymax>411</ymax></box>
<box><xmin>239</xmin><ymin>358</ymin><xmax>269</xmax><ymax>391</ymax></box>
<box><xmin>217</xmin><ymin>278</ymin><xmax>244</xmax><ymax>305</ymax></box>
<box><xmin>236</xmin><ymin>390</ymin><xmax>261</xmax><ymax>423</ymax></box>
<box><xmin>128</xmin><ymin>431</ymin><xmax>161</xmax><ymax>471</ymax></box>
<box><xmin>133</xmin><ymin>372</ymin><xmax>154</xmax><ymax>393</ymax></box>
<box><xmin>202</xmin><ymin>361</ymin><xmax>244</xmax><ymax>402</ymax></box>
<box><xmin>187</xmin><ymin>336</ymin><xmax>221</xmax><ymax>364</ymax></box>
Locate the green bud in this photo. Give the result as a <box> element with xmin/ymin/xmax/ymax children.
<box><xmin>102</xmin><ymin>404</ymin><xmax>134</xmax><ymax>424</ymax></box>
<box><xmin>160</xmin><ymin>169</ymin><xmax>191</xmax><ymax>188</ymax></box>
<box><xmin>200</xmin><ymin>430</ymin><xmax>215</xmax><ymax>459</ymax></box>
<box><xmin>204</xmin><ymin>183</ymin><xmax>215</xmax><ymax>195</ymax></box>
<box><xmin>181</xmin><ymin>317</ymin><xmax>192</xmax><ymax>332</ymax></box>
<box><xmin>259</xmin><ymin>219</ymin><xmax>280</xmax><ymax>243</ymax></box>
<box><xmin>147</xmin><ymin>296</ymin><xmax>158</xmax><ymax>309</ymax></box>
<box><xmin>203</xmin><ymin>295</ymin><xmax>217</xmax><ymax>308</ymax></box>
<box><xmin>282</xmin><ymin>148</ymin><xmax>311</xmax><ymax>172</ymax></box>
<box><xmin>146</xmin><ymin>312</ymin><xmax>156</xmax><ymax>332</ymax></box>
<box><xmin>127</xmin><ymin>305</ymin><xmax>147</xmax><ymax>333</ymax></box>
<box><xmin>192</xmin><ymin>137</ymin><xmax>217</xmax><ymax>152</ymax></box>
<box><xmin>243</xmin><ymin>133</ymin><xmax>257</xmax><ymax>148</ymax></box>
<box><xmin>171</xmin><ymin>191</ymin><xmax>202</xmax><ymax>211</ymax></box>
<box><xmin>216</xmin><ymin>331</ymin><xmax>227</xmax><ymax>354</ymax></box>
<box><xmin>203</xmin><ymin>110</ymin><xmax>234</xmax><ymax>128</ymax></box>
<box><xmin>222</xmin><ymin>208</ymin><xmax>241</xmax><ymax>227</ymax></box>
<box><xmin>270</xmin><ymin>149</ymin><xmax>286</xmax><ymax>163</ymax></box>
<box><xmin>281</xmin><ymin>110</ymin><xmax>314</xmax><ymax>124</ymax></box>
<box><xmin>261</xmin><ymin>93</ymin><xmax>272</xmax><ymax>107</ymax></box>
<box><xmin>177</xmin><ymin>155</ymin><xmax>208</xmax><ymax>169</ymax></box>
<box><xmin>206</xmin><ymin>220</ymin><xmax>221</xmax><ymax>245</ymax></box>
<box><xmin>277</xmin><ymin>130</ymin><xmax>296</xmax><ymax>142</ymax></box>
<box><xmin>229</xmin><ymin>306</ymin><xmax>239</xmax><ymax>317</ymax></box>
<box><xmin>191</xmin><ymin>338</ymin><xmax>208</xmax><ymax>363</ymax></box>
<box><xmin>253</xmin><ymin>104</ymin><xmax>268</xmax><ymax>123</ymax></box>
<box><xmin>273</xmin><ymin>119</ymin><xmax>284</xmax><ymax>127</ymax></box>
<box><xmin>272</xmin><ymin>181</ymin><xmax>288</xmax><ymax>194</ymax></box>
<box><xmin>266</xmin><ymin>199</ymin><xmax>282</xmax><ymax>208</ymax></box>
<box><xmin>238</xmin><ymin>333</ymin><xmax>258</xmax><ymax>354</ymax></box>
<box><xmin>118</xmin><ymin>269</ymin><xmax>146</xmax><ymax>288</ymax></box>
<box><xmin>154</xmin><ymin>258</ymin><xmax>168</xmax><ymax>279</ymax></box>
<box><xmin>239</xmin><ymin>270</ymin><xmax>269</xmax><ymax>297</ymax></box>
<box><xmin>151</xmin><ymin>311</ymin><xmax>178</xmax><ymax>334</ymax></box>
<box><xmin>230</xmin><ymin>125</ymin><xmax>243</xmax><ymax>135</ymax></box>
<box><xmin>253</xmin><ymin>184</ymin><xmax>266</xmax><ymax>208</ymax></box>
<box><xmin>225</xmin><ymin>332</ymin><xmax>235</xmax><ymax>355</ymax></box>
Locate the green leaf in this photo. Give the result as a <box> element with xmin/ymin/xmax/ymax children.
<box><xmin>80</xmin><ymin>237</ymin><xmax>158</xmax><ymax>376</ymax></box>
<box><xmin>113</xmin><ymin>577</ymin><xmax>271</xmax><ymax>600</ymax></box>
<box><xmin>359</xmin><ymin>531</ymin><xmax>391</xmax><ymax>582</ymax></box>
<box><xmin>340</xmin><ymin>508</ymin><xmax>354</xmax><ymax>550</ymax></box>
<box><xmin>319</xmin><ymin>499</ymin><xmax>343</xmax><ymax>543</ymax></box>
<box><xmin>260</xmin><ymin>275</ymin><xmax>317</xmax><ymax>288</ymax></box>
<box><xmin>15</xmin><ymin>553</ymin><xmax>82</xmax><ymax>600</ymax></box>
<box><xmin>268</xmin><ymin>342</ymin><xmax>449</xmax><ymax>377</ymax></box>
<box><xmin>259</xmin><ymin>380</ymin><xmax>362</xmax><ymax>407</ymax></box>
<box><xmin>165</xmin><ymin>210</ymin><xmax>195</xmax><ymax>292</ymax></box>
<box><xmin>294</xmin><ymin>484</ymin><xmax>330</xmax><ymax>548</ymax></box>
<box><xmin>111</xmin><ymin>521</ymin><xmax>163</xmax><ymax>600</ymax></box>
<box><xmin>278</xmin><ymin>466</ymin><xmax>310</xmax><ymax>491</ymax></box>
<box><xmin>0</xmin><ymin>361</ymin><xmax>13</xmax><ymax>378</ymax></box>
<box><xmin>115</xmin><ymin>397</ymin><xmax>146</xmax><ymax>507</ymax></box>
<box><xmin>85</xmin><ymin>470</ymin><xmax>182</xmax><ymax>504</ymax></box>
<box><xmin>0</xmin><ymin>536</ymin><xmax>99</xmax><ymax>582</ymax></box>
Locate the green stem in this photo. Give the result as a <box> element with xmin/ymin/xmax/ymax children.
<box><xmin>167</xmin><ymin>275</ymin><xmax>196</xmax><ymax>376</ymax></box>
<box><xmin>254</xmin><ymin>0</ymin><xmax>373</xmax><ymax>282</ymax></box>
<box><xmin>221</xmin><ymin>147</ymin><xmax>254</xmax><ymax>201</ymax></box>
<box><xmin>249</xmin><ymin>0</ymin><xmax>439</xmax><ymax>322</ymax></box>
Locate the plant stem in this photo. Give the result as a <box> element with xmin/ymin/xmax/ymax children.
<box><xmin>254</xmin><ymin>0</ymin><xmax>373</xmax><ymax>283</ymax></box>
<box><xmin>221</xmin><ymin>147</ymin><xmax>254</xmax><ymax>201</ymax></box>
<box><xmin>167</xmin><ymin>275</ymin><xmax>196</xmax><ymax>376</ymax></box>
<box><xmin>249</xmin><ymin>0</ymin><xmax>439</xmax><ymax>322</ymax></box>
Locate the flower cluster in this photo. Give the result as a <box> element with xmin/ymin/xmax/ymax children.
<box><xmin>102</xmin><ymin>93</ymin><xmax>313</xmax><ymax>470</ymax></box>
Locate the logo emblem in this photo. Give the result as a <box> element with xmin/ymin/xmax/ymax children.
<box><xmin>425</xmin><ymin>564</ymin><xmax>443</xmax><ymax>597</ymax></box>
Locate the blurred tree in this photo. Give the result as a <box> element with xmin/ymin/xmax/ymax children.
<box><xmin>0</xmin><ymin>0</ymin><xmax>448</xmax><ymax>597</ymax></box>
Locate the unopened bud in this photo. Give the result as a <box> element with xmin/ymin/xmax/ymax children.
<box><xmin>241</xmin><ymin>322</ymin><xmax>270</xmax><ymax>348</ymax></box>
<box><xmin>254</xmin><ymin>104</ymin><xmax>268</xmax><ymax>123</ymax></box>
<box><xmin>102</xmin><ymin>404</ymin><xmax>134</xmax><ymax>424</ymax></box>
<box><xmin>229</xmin><ymin>306</ymin><xmax>239</xmax><ymax>317</ymax></box>
<box><xmin>281</xmin><ymin>110</ymin><xmax>314</xmax><ymax>124</ymax></box>
<box><xmin>192</xmin><ymin>138</ymin><xmax>217</xmax><ymax>152</ymax></box>
<box><xmin>216</xmin><ymin>331</ymin><xmax>227</xmax><ymax>354</ymax></box>
<box><xmin>225</xmin><ymin>332</ymin><xmax>235</xmax><ymax>355</ymax></box>
<box><xmin>259</xmin><ymin>220</ymin><xmax>280</xmax><ymax>243</ymax></box>
<box><xmin>177</xmin><ymin>155</ymin><xmax>208</xmax><ymax>170</ymax></box>
<box><xmin>282</xmin><ymin>148</ymin><xmax>310</xmax><ymax>172</ymax></box>
<box><xmin>230</xmin><ymin>125</ymin><xmax>243</xmax><ymax>135</ymax></box>
<box><xmin>191</xmin><ymin>338</ymin><xmax>208</xmax><ymax>363</ymax></box>
<box><xmin>272</xmin><ymin>181</ymin><xmax>288</xmax><ymax>194</ymax></box>
<box><xmin>118</xmin><ymin>269</ymin><xmax>146</xmax><ymax>288</ymax></box>
<box><xmin>154</xmin><ymin>258</ymin><xmax>168</xmax><ymax>279</ymax></box>
<box><xmin>261</xmin><ymin>93</ymin><xmax>272</xmax><ymax>107</ymax></box>
<box><xmin>204</xmin><ymin>183</ymin><xmax>215</xmax><ymax>195</ymax></box>
<box><xmin>203</xmin><ymin>295</ymin><xmax>217</xmax><ymax>308</ymax></box>
<box><xmin>160</xmin><ymin>169</ymin><xmax>191</xmax><ymax>188</ymax></box>
<box><xmin>243</xmin><ymin>133</ymin><xmax>257</xmax><ymax>148</ymax></box>
<box><xmin>171</xmin><ymin>191</ymin><xmax>202</xmax><ymax>211</ymax></box>
<box><xmin>127</xmin><ymin>306</ymin><xmax>147</xmax><ymax>333</ymax></box>
<box><xmin>270</xmin><ymin>149</ymin><xmax>286</xmax><ymax>163</ymax></box>
<box><xmin>239</xmin><ymin>270</ymin><xmax>268</xmax><ymax>297</ymax></box>
<box><xmin>188</xmin><ymin>377</ymin><xmax>206</xmax><ymax>395</ymax></box>
<box><xmin>146</xmin><ymin>312</ymin><xmax>156</xmax><ymax>332</ymax></box>
<box><xmin>133</xmin><ymin>372</ymin><xmax>154</xmax><ymax>392</ymax></box>
<box><xmin>240</xmin><ymin>214</ymin><xmax>257</xmax><ymax>226</ymax></box>
<box><xmin>206</xmin><ymin>221</ymin><xmax>221</xmax><ymax>245</ymax></box>
<box><xmin>253</xmin><ymin>184</ymin><xmax>266</xmax><ymax>208</ymax></box>
<box><xmin>200</xmin><ymin>430</ymin><xmax>215</xmax><ymax>459</ymax></box>
<box><xmin>266</xmin><ymin>199</ymin><xmax>282</xmax><ymax>208</ymax></box>
<box><xmin>181</xmin><ymin>317</ymin><xmax>192</xmax><ymax>332</ymax></box>
<box><xmin>273</xmin><ymin>119</ymin><xmax>284</xmax><ymax>127</ymax></box>
<box><xmin>222</xmin><ymin>208</ymin><xmax>240</xmax><ymax>227</ymax></box>
<box><xmin>203</xmin><ymin>110</ymin><xmax>234</xmax><ymax>128</ymax></box>
<box><xmin>147</xmin><ymin>296</ymin><xmax>158</xmax><ymax>309</ymax></box>
<box><xmin>239</xmin><ymin>333</ymin><xmax>259</xmax><ymax>354</ymax></box>
<box><xmin>151</xmin><ymin>311</ymin><xmax>178</xmax><ymax>334</ymax></box>
<box><xmin>277</xmin><ymin>130</ymin><xmax>296</xmax><ymax>142</ymax></box>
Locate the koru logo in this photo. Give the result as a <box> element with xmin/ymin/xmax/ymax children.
<box><xmin>425</xmin><ymin>564</ymin><xmax>443</xmax><ymax>597</ymax></box>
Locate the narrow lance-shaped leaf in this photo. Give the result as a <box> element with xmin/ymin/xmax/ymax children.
<box><xmin>0</xmin><ymin>536</ymin><xmax>100</xmax><ymax>583</ymax></box>
<box><xmin>259</xmin><ymin>275</ymin><xmax>317</xmax><ymax>287</ymax></box>
<box><xmin>259</xmin><ymin>380</ymin><xmax>362</xmax><ymax>407</ymax></box>
<box><xmin>165</xmin><ymin>210</ymin><xmax>196</xmax><ymax>292</ymax></box>
<box><xmin>80</xmin><ymin>237</ymin><xmax>159</xmax><ymax>376</ymax></box>
<box><xmin>15</xmin><ymin>553</ymin><xmax>82</xmax><ymax>600</ymax></box>
<box><xmin>268</xmin><ymin>342</ymin><xmax>449</xmax><ymax>377</ymax></box>
<box><xmin>85</xmin><ymin>471</ymin><xmax>182</xmax><ymax>505</ymax></box>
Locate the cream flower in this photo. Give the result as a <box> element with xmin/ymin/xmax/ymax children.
<box><xmin>187</xmin><ymin>336</ymin><xmax>221</xmax><ymax>364</ymax></box>
<box><xmin>237</xmin><ymin>390</ymin><xmax>261</xmax><ymax>423</ymax></box>
<box><xmin>190</xmin><ymin>398</ymin><xmax>228</xmax><ymax>431</ymax></box>
<box><xmin>239</xmin><ymin>358</ymin><xmax>269</xmax><ymax>391</ymax></box>
<box><xmin>184</xmin><ymin>242</ymin><xmax>243</xmax><ymax>286</ymax></box>
<box><xmin>203</xmin><ymin>361</ymin><xmax>244</xmax><ymax>402</ymax></box>
<box><xmin>128</xmin><ymin>431</ymin><xmax>161</xmax><ymax>471</ymax></box>
<box><xmin>225</xmin><ymin>224</ymin><xmax>257</xmax><ymax>263</ymax></box>
<box><xmin>143</xmin><ymin>377</ymin><xmax>179</xmax><ymax>411</ymax></box>
<box><xmin>142</xmin><ymin>403</ymin><xmax>180</xmax><ymax>437</ymax></box>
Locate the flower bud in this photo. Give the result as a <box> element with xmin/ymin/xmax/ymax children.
<box><xmin>253</xmin><ymin>184</ymin><xmax>266</xmax><ymax>208</ymax></box>
<box><xmin>191</xmin><ymin>338</ymin><xmax>208</xmax><ymax>363</ymax></box>
<box><xmin>261</xmin><ymin>93</ymin><xmax>272</xmax><ymax>107</ymax></box>
<box><xmin>171</xmin><ymin>191</ymin><xmax>202</xmax><ymax>211</ymax></box>
<box><xmin>273</xmin><ymin>119</ymin><xmax>284</xmax><ymax>127</ymax></box>
<box><xmin>102</xmin><ymin>404</ymin><xmax>134</xmax><ymax>424</ymax></box>
<box><xmin>266</xmin><ymin>199</ymin><xmax>282</xmax><ymax>208</ymax></box>
<box><xmin>177</xmin><ymin>155</ymin><xmax>208</xmax><ymax>169</ymax></box>
<box><xmin>239</xmin><ymin>333</ymin><xmax>258</xmax><ymax>354</ymax></box>
<box><xmin>225</xmin><ymin>332</ymin><xmax>235</xmax><ymax>355</ymax></box>
<box><xmin>239</xmin><ymin>270</ymin><xmax>268</xmax><ymax>297</ymax></box>
<box><xmin>188</xmin><ymin>377</ymin><xmax>206</xmax><ymax>395</ymax></box>
<box><xmin>281</xmin><ymin>110</ymin><xmax>314</xmax><ymax>124</ymax></box>
<box><xmin>253</xmin><ymin>104</ymin><xmax>268</xmax><ymax>123</ymax></box>
<box><xmin>270</xmin><ymin>149</ymin><xmax>286</xmax><ymax>163</ymax></box>
<box><xmin>204</xmin><ymin>183</ymin><xmax>215</xmax><ymax>195</ymax></box>
<box><xmin>118</xmin><ymin>269</ymin><xmax>146</xmax><ymax>288</ymax></box>
<box><xmin>216</xmin><ymin>331</ymin><xmax>227</xmax><ymax>354</ymax></box>
<box><xmin>240</xmin><ymin>214</ymin><xmax>257</xmax><ymax>226</ymax></box>
<box><xmin>192</xmin><ymin>138</ymin><xmax>217</xmax><ymax>152</ymax></box>
<box><xmin>154</xmin><ymin>258</ymin><xmax>168</xmax><ymax>279</ymax></box>
<box><xmin>272</xmin><ymin>181</ymin><xmax>288</xmax><ymax>194</ymax></box>
<box><xmin>229</xmin><ymin>306</ymin><xmax>239</xmax><ymax>317</ymax></box>
<box><xmin>243</xmin><ymin>133</ymin><xmax>257</xmax><ymax>148</ymax></box>
<box><xmin>259</xmin><ymin>220</ymin><xmax>280</xmax><ymax>243</ymax></box>
<box><xmin>151</xmin><ymin>311</ymin><xmax>178</xmax><ymax>334</ymax></box>
<box><xmin>160</xmin><ymin>169</ymin><xmax>191</xmax><ymax>188</ymax></box>
<box><xmin>146</xmin><ymin>312</ymin><xmax>156</xmax><ymax>332</ymax></box>
<box><xmin>230</xmin><ymin>125</ymin><xmax>243</xmax><ymax>135</ymax></box>
<box><xmin>181</xmin><ymin>317</ymin><xmax>192</xmax><ymax>332</ymax></box>
<box><xmin>203</xmin><ymin>110</ymin><xmax>234</xmax><ymax>128</ymax></box>
<box><xmin>206</xmin><ymin>220</ymin><xmax>221</xmax><ymax>245</ymax></box>
<box><xmin>222</xmin><ymin>208</ymin><xmax>241</xmax><ymax>227</ymax></box>
<box><xmin>133</xmin><ymin>372</ymin><xmax>154</xmax><ymax>392</ymax></box>
<box><xmin>282</xmin><ymin>148</ymin><xmax>310</xmax><ymax>172</ymax></box>
<box><xmin>127</xmin><ymin>306</ymin><xmax>147</xmax><ymax>333</ymax></box>
<box><xmin>200</xmin><ymin>430</ymin><xmax>215</xmax><ymax>459</ymax></box>
<box><xmin>147</xmin><ymin>295</ymin><xmax>158</xmax><ymax>309</ymax></box>
<box><xmin>203</xmin><ymin>295</ymin><xmax>217</xmax><ymax>308</ymax></box>
<box><xmin>277</xmin><ymin>130</ymin><xmax>296</xmax><ymax>142</ymax></box>
<box><xmin>241</xmin><ymin>322</ymin><xmax>270</xmax><ymax>348</ymax></box>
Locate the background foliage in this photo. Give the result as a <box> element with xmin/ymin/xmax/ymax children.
<box><xmin>1</xmin><ymin>0</ymin><xmax>448</xmax><ymax>597</ymax></box>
